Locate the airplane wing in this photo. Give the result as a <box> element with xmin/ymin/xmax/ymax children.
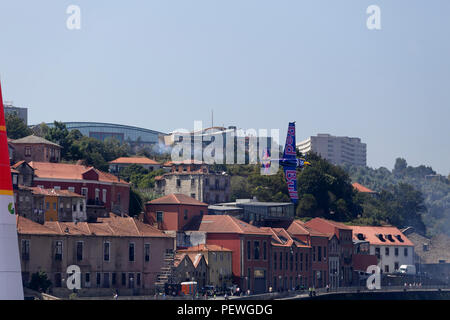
<box><xmin>283</xmin><ymin>166</ymin><xmax>298</xmax><ymax>204</ymax></box>
<box><xmin>283</xmin><ymin>122</ymin><xmax>296</xmax><ymax>159</ymax></box>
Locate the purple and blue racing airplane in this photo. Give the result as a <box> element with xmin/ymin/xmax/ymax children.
<box><xmin>261</xmin><ymin>122</ymin><xmax>311</xmax><ymax>204</ymax></box>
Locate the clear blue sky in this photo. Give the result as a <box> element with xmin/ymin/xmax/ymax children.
<box><xmin>0</xmin><ymin>1</ymin><xmax>449</xmax><ymax>175</ymax></box>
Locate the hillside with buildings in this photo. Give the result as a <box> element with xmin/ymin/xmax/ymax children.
<box><xmin>342</xmin><ymin>159</ymin><xmax>450</xmax><ymax>237</ymax></box>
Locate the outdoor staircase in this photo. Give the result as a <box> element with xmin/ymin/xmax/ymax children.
<box><xmin>154</xmin><ymin>251</ymin><xmax>176</xmax><ymax>293</ymax></box>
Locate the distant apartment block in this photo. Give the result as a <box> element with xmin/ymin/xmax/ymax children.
<box><xmin>297</xmin><ymin>134</ymin><xmax>366</xmax><ymax>167</ymax></box>
<box><xmin>4</xmin><ymin>103</ymin><xmax>28</xmax><ymax>125</ymax></box>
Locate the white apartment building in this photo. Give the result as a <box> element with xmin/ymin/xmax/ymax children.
<box><xmin>350</xmin><ymin>226</ymin><xmax>414</xmax><ymax>274</ymax></box>
<box><xmin>297</xmin><ymin>134</ymin><xmax>366</xmax><ymax>166</ymax></box>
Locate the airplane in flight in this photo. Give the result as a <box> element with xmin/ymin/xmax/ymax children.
<box><xmin>261</xmin><ymin>122</ymin><xmax>311</xmax><ymax>204</ymax></box>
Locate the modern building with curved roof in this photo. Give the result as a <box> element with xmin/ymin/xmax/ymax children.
<box><xmin>45</xmin><ymin>122</ymin><xmax>166</xmax><ymax>145</ymax></box>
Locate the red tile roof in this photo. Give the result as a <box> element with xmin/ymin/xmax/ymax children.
<box><xmin>148</xmin><ymin>193</ymin><xmax>208</xmax><ymax>206</ymax></box>
<box><xmin>178</xmin><ymin>243</ymin><xmax>232</xmax><ymax>252</ymax></box>
<box><xmin>30</xmin><ymin>187</ymin><xmax>83</xmax><ymax>198</ymax></box>
<box><xmin>16</xmin><ymin>216</ymin><xmax>59</xmax><ymax>235</ymax></box>
<box><xmin>191</xmin><ymin>215</ymin><xmax>270</xmax><ymax>235</ymax></box>
<box><xmin>349</xmin><ymin>225</ymin><xmax>413</xmax><ymax>246</ymax></box>
<box><xmin>17</xmin><ymin>214</ymin><xmax>171</xmax><ymax>238</ymax></box>
<box><xmin>109</xmin><ymin>157</ymin><xmax>161</xmax><ymax>165</ymax></box>
<box><xmin>352</xmin><ymin>182</ymin><xmax>375</xmax><ymax>193</ymax></box>
<box><xmin>304</xmin><ymin>218</ymin><xmax>352</xmax><ymax>238</ymax></box>
<box><xmin>28</xmin><ymin>162</ymin><xmax>128</xmax><ymax>185</ymax></box>
<box><xmin>164</xmin><ymin>160</ymin><xmax>206</xmax><ymax>166</ymax></box>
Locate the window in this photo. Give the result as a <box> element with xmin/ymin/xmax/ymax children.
<box><xmin>81</xmin><ymin>188</ymin><xmax>88</xmax><ymax>199</ymax></box>
<box><xmin>68</xmin><ymin>187</ymin><xmax>75</xmax><ymax>193</ymax></box>
<box><xmin>54</xmin><ymin>186</ymin><xmax>61</xmax><ymax>191</ymax></box>
<box><xmin>191</xmin><ymin>179</ymin><xmax>195</xmax><ymax>187</ymax></box>
<box><xmin>324</xmin><ymin>246</ymin><xmax>327</xmax><ymax>259</ymax></box>
<box><xmin>247</xmin><ymin>241</ymin><xmax>251</xmax><ymax>260</ymax></box>
<box><xmin>76</xmin><ymin>241</ymin><xmax>83</xmax><ymax>261</ymax></box>
<box><xmin>375</xmin><ymin>247</ymin><xmax>380</xmax><ymax>259</ymax></box>
<box><xmin>21</xmin><ymin>240</ymin><xmax>30</xmax><ymax>260</ymax></box>
<box><xmin>254</xmin><ymin>241</ymin><xmax>260</xmax><ymax>260</ymax></box>
<box><xmin>313</xmin><ymin>246</ymin><xmax>316</xmax><ymax>262</ymax></box>
<box><xmin>263</xmin><ymin>241</ymin><xmax>267</xmax><ymax>260</ymax></box>
<box><xmin>129</xmin><ymin>243</ymin><xmax>135</xmax><ymax>262</ymax></box>
<box><xmin>285</xmin><ymin>252</ymin><xmax>288</xmax><ymax>270</ymax></box>
<box><xmin>104</xmin><ymin>242</ymin><xmax>110</xmax><ymax>262</ymax></box>
<box><xmin>96</xmin><ymin>273</ymin><xmax>101</xmax><ymax>287</ymax></box>
<box><xmin>295</xmin><ymin>253</ymin><xmax>298</xmax><ymax>271</ymax></box>
<box><xmin>318</xmin><ymin>247</ymin><xmax>322</xmax><ymax>262</ymax></box>
<box><xmin>144</xmin><ymin>243</ymin><xmax>150</xmax><ymax>262</ymax></box>
<box><xmin>395</xmin><ymin>248</ymin><xmax>399</xmax><ymax>256</ymax></box>
<box><xmin>290</xmin><ymin>253</ymin><xmax>293</xmax><ymax>271</ymax></box>
<box><xmin>54</xmin><ymin>240</ymin><xmax>63</xmax><ymax>261</ymax></box>
<box><xmin>305</xmin><ymin>254</ymin><xmax>308</xmax><ymax>271</ymax></box>
<box><xmin>137</xmin><ymin>273</ymin><xmax>141</xmax><ymax>287</ymax></box>
<box><xmin>25</xmin><ymin>146</ymin><xmax>31</xmax><ymax>156</ymax></box>
<box><xmin>121</xmin><ymin>273</ymin><xmax>126</xmax><ymax>286</ymax></box>
<box><xmin>85</xmin><ymin>273</ymin><xmax>91</xmax><ymax>288</ymax></box>
<box><xmin>385</xmin><ymin>248</ymin><xmax>389</xmax><ymax>256</ymax></box>
<box><xmin>95</xmin><ymin>188</ymin><xmax>100</xmax><ymax>201</ymax></box>
<box><xmin>102</xmin><ymin>189</ymin><xmax>107</xmax><ymax>203</ymax></box>
<box><xmin>184</xmin><ymin>210</ymin><xmax>188</xmax><ymax>220</ymax></box>
<box><xmin>55</xmin><ymin>273</ymin><xmax>62</xmax><ymax>287</ymax></box>
<box><xmin>300</xmin><ymin>253</ymin><xmax>303</xmax><ymax>271</ymax></box>
<box><xmin>404</xmin><ymin>248</ymin><xmax>408</xmax><ymax>257</ymax></box>
<box><xmin>274</xmin><ymin>252</ymin><xmax>277</xmax><ymax>270</ymax></box>
<box><xmin>176</xmin><ymin>179</ymin><xmax>181</xmax><ymax>187</ymax></box>
<box><xmin>385</xmin><ymin>265</ymin><xmax>389</xmax><ymax>273</ymax></box>
<box><xmin>156</xmin><ymin>211</ymin><xmax>163</xmax><ymax>223</ymax></box>
<box><xmin>117</xmin><ymin>193</ymin><xmax>121</xmax><ymax>204</ymax></box>
<box><xmin>394</xmin><ymin>262</ymin><xmax>399</xmax><ymax>270</ymax></box>
<box><xmin>112</xmin><ymin>273</ymin><xmax>117</xmax><ymax>286</ymax></box>
<box><xmin>190</xmin><ymin>193</ymin><xmax>196</xmax><ymax>199</ymax></box>
<box><xmin>128</xmin><ymin>273</ymin><xmax>135</xmax><ymax>288</ymax></box>
<box><xmin>103</xmin><ymin>273</ymin><xmax>110</xmax><ymax>288</ymax></box>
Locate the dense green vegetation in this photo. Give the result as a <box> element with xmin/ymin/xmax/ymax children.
<box><xmin>5</xmin><ymin>113</ymin><xmax>32</xmax><ymax>139</ymax></box>
<box><xmin>343</xmin><ymin>158</ymin><xmax>450</xmax><ymax>236</ymax></box>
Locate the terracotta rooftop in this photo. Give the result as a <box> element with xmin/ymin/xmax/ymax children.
<box><xmin>109</xmin><ymin>157</ymin><xmax>161</xmax><ymax>165</ymax></box>
<box><xmin>30</xmin><ymin>187</ymin><xmax>84</xmax><ymax>198</ymax></box>
<box><xmin>28</xmin><ymin>161</ymin><xmax>128</xmax><ymax>185</ymax></box>
<box><xmin>10</xmin><ymin>135</ymin><xmax>61</xmax><ymax>147</ymax></box>
<box><xmin>148</xmin><ymin>193</ymin><xmax>208</xmax><ymax>206</ymax></box>
<box><xmin>178</xmin><ymin>243</ymin><xmax>232</xmax><ymax>252</ymax></box>
<box><xmin>304</xmin><ymin>218</ymin><xmax>352</xmax><ymax>239</ymax></box>
<box><xmin>187</xmin><ymin>215</ymin><xmax>270</xmax><ymax>235</ymax></box>
<box><xmin>349</xmin><ymin>225</ymin><xmax>413</xmax><ymax>246</ymax></box>
<box><xmin>17</xmin><ymin>214</ymin><xmax>171</xmax><ymax>238</ymax></box>
<box><xmin>164</xmin><ymin>160</ymin><xmax>206</xmax><ymax>166</ymax></box>
<box><xmin>352</xmin><ymin>182</ymin><xmax>375</xmax><ymax>193</ymax></box>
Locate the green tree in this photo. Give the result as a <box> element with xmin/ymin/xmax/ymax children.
<box><xmin>31</xmin><ymin>122</ymin><xmax>50</xmax><ymax>138</ymax></box>
<box><xmin>28</xmin><ymin>270</ymin><xmax>52</xmax><ymax>293</ymax></box>
<box><xmin>5</xmin><ymin>113</ymin><xmax>32</xmax><ymax>139</ymax></box>
<box><xmin>129</xmin><ymin>188</ymin><xmax>144</xmax><ymax>217</ymax></box>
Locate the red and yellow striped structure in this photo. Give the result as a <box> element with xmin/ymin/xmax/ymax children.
<box><xmin>0</xmin><ymin>80</ymin><xmax>24</xmax><ymax>300</ymax></box>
